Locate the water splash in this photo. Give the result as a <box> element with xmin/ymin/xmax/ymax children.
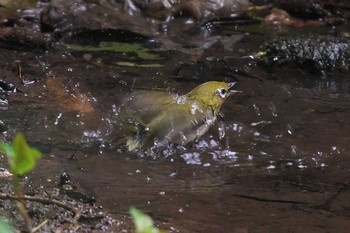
<box><xmin>181</xmin><ymin>152</ymin><xmax>202</xmax><ymax>165</ymax></box>
<box><xmin>268</xmin><ymin>102</ymin><xmax>278</xmax><ymax>117</ymax></box>
<box><xmin>217</xmin><ymin>121</ymin><xmax>226</xmax><ymax>140</ymax></box>
<box><xmin>211</xmin><ymin>150</ymin><xmax>238</xmax><ymax>161</ymax></box>
<box><xmin>252</xmin><ymin>104</ymin><xmax>261</xmax><ymax>116</ymax></box>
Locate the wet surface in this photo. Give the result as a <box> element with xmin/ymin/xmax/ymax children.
<box><xmin>0</xmin><ymin>1</ymin><xmax>350</xmax><ymax>232</ymax></box>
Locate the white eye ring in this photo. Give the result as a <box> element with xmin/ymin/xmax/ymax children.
<box><xmin>216</xmin><ymin>88</ymin><xmax>228</xmax><ymax>99</ymax></box>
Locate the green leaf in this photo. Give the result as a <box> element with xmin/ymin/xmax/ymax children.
<box><xmin>0</xmin><ymin>218</ymin><xmax>14</xmax><ymax>233</ymax></box>
<box><xmin>129</xmin><ymin>207</ymin><xmax>160</xmax><ymax>233</ymax></box>
<box><xmin>0</xmin><ymin>133</ymin><xmax>42</xmax><ymax>176</ymax></box>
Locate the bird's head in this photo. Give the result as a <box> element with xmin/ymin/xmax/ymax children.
<box><xmin>186</xmin><ymin>81</ymin><xmax>237</xmax><ymax>111</ymax></box>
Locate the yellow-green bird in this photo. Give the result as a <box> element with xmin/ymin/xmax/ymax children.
<box><xmin>118</xmin><ymin>81</ymin><xmax>238</xmax><ymax>151</ymax></box>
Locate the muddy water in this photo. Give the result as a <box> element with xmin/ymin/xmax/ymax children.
<box><xmin>1</xmin><ymin>26</ymin><xmax>350</xmax><ymax>232</ymax></box>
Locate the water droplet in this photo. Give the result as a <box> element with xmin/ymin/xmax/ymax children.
<box><xmin>268</xmin><ymin>102</ymin><xmax>277</xmax><ymax>116</ymax></box>
<box><xmin>251</xmin><ymin>121</ymin><xmax>272</xmax><ymax>126</ymax></box>
<box><xmin>179</xmin><ymin>131</ymin><xmax>187</xmax><ymax>144</ymax></box>
<box><xmin>259</xmin><ymin>151</ymin><xmax>268</xmax><ymax>156</ymax></box>
<box><xmin>54</xmin><ymin>113</ymin><xmax>62</xmax><ymax>125</ymax></box>
<box><xmin>252</xmin><ymin>104</ymin><xmax>261</xmax><ymax>116</ymax></box>
<box><xmin>169</xmin><ymin>172</ymin><xmax>177</xmax><ymax>177</ymax></box>
<box><xmin>291</xmin><ymin>145</ymin><xmax>297</xmax><ymax>155</ymax></box>
<box><xmin>209</xmin><ymin>139</ymin><xmax>219</xmax><ymax>147</ymax></box>
<box><xmin>195</xmin><ymin>140</ymin><xmax>209</xmax><ymax>149</ymax></box>
<box><xmin>180</xmin><ymin>152</ymin><xmax>201</xmax><ymax>165</ymax></box>
<box><xmin>218</xmin><ymin>121</ymin><xmax>225</xmax><ymax>139</ymax></box>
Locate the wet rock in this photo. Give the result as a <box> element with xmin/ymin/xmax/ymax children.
<box><xmin>0</xmin><ymin>0</ymin><xmax>250</xmax><ymax>53</ymax></box>
<box><xmin>251</xmin><ymin>0</ymin><xmax>350</xmax><ymax>20</ymax></box>
<box><xmin>59</xmin><ymin>171</ymin><xmax>96</xmax><ymax>203</ymax></box>
<box><xmin>40</xmin><ymin>0</ymin><xmax>158</xmax><ymax>37</ymax></box>
<box><xmin>0</xmin><ymin>3</ymin><xmax>53</xmax><ymax>50</ymax></box>
<box><xmin>125</xmin><ymin>0</ymin><xmax>250</xmax><ymax>20</ymax></box>
<box><xmin>0</xmin><ymin>79</ymin><xmax>20</xmax><ymax>108</ymax></box>
<box><xmin>0</xmin><ymin>79</ymin><xmax>17</xmax><ymax>92</ymax></box>
<box><xmin>259</xmin><ymin>34</ymin><xmax>350</xmax><ymax>73</ymax></box>
<box><xmin>0</xmin><ymin>0</ymin><xmax>159</xmax><ymax>49</ymax></box>
<box><xmin>60</xmin><ymin>171</ymin><xmax>74</xmax><ymax>186</ymax></box>
<box><xmin>263</xmin><ymin>7</ymin><xmax>326</xmax><ymax>27</ymax></box>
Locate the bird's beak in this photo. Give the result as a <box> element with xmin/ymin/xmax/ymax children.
<box><xmin>228</xmin><ymin>82</ymin><xmax>242</xmax><ymax>94</ymax></box>
<box><xmin>228</xmin><ymin>82</ymin><xmax>237</xmax><ymax>90</ymax></box>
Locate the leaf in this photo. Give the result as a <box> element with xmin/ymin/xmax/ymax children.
<box><xmin>0</xmin><ymin>218</ymin><xmax>14</xmax><ymax>233</ymax></box>
<box><xmin>129</xmin><ymin>207</ymin><xmax>160</xmax><ymax>233</ymax></box>
<box><xmin>0</xmin><ymin>133</ymin><xmax>42</xmax><ymax>176</ymax></box>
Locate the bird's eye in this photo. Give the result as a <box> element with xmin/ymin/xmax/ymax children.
<box><xmin>217</xmin><ymin>88</ymin><xmax>228</xmax><ymax>98</ymax></box>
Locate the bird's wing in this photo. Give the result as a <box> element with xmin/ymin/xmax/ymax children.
<box><xmin>121</xmin><ymin>90</ymin><xmax>176</xmax><ymax>124</ymax></box>
<box><xmin>117</xmin><ymin>90</ymin><xmax>176</xmax><ymax>150</ymax></box>
<box><xmin>145</xmin><ymin>104</ymin><xmax>214</xmax><ymax>147</ymax></box>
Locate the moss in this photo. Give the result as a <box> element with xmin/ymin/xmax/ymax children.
<box><xmin>66</xmin><ymin>41</ymin><xmax>160</xmax><ymax>60</ymax></box>
<box><xmin>260</xmin><ymin>34</ymin><xmax>350</xmax><ymax>71</ymax></box>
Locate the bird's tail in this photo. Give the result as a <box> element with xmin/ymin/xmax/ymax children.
<box><xmin>124</xmin><ymin>121</ymin><xmax>148</xmax><ymax>151</ymax></box>
<box><xmin>126</xmin><ymin>136</ymin><xmax>141</xmax><ymax>151</ymax></box>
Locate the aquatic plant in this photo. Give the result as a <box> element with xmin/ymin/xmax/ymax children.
<box><xmin>130</xmin><ymin>207</ymin><xmax>168</xmax><ymax>233</ymax></box>
<box><xmin>0</xmin><ymin>133</ymin><xmax>41</xmax><ymax>232</ymax></box>
<box><xmin>0</xmin><ymin>133</ymin><xmax>80</xmax><ymax>232</ymax></box>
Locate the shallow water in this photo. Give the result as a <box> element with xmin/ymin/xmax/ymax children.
<box><xmin>1</xmin><ymin>22</ymin><xmax>350</xmax><ymax>232</ymax></box>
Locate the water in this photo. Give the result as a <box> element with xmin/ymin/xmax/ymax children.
<box><xmin>1</xmin><ymin>28</ymin><xmax>350</xmax><ymax>232</ymax></box>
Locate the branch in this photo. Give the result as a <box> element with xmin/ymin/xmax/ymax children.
<box><xmin>0</xmin><ymin>192</ymin><xmax>81</xmax><ymax>222</ymax></box>
<box><xmin>31</xmin><ymin>219</ymin><xmax>48</xmax><ymax>233</ymax></box>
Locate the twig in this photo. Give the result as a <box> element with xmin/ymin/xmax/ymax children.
<box><xmin>0</xmin><ymin>192</ymin><xmax>81</xmax><ymax>222</ymax></box>
<box><xmin>31</xmin><ymin>219</ymin><xmax>48</xmax><ymax>233</ymax></box>
<box><xmin>18</xmin><ymin>65</ymin><xmax>24</xmax><ymax>84</ymax></box>
<box><xmin>234</xmin><ymin>194</ymin><xmax>307</xmax><ymax>204</ymax></box>
<box><xmin>35</xmin><ymin>56</ymin><xmax>48</xmax><ymax>74</ymax></box>
<box><xmin>16</xmin><ymin>198</ymin><xmax>32</xmax><ymax>232</ymax></box>
<box><xmin>13</xmin><ymin>176</ymin><xmax>32</xmax><ymax>232</ymax></box>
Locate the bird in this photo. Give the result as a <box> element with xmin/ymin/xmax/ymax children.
<box><xmin>117</xmin><ymin>81</ymin><xmax>238</xmax><ymax>151</ymax></box>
